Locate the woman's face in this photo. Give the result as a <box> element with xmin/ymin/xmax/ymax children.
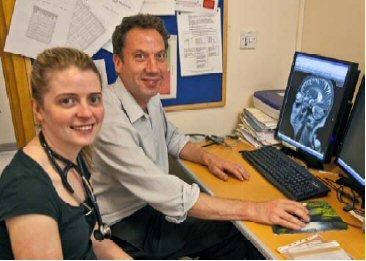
<box><xmin>34</xmin><ymin>66</ymin><xmax>104</xmax><ymax>153</ymax></box>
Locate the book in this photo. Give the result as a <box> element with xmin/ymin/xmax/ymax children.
<box><xmin>236</xmin><ymin>108</ymin><xmax>280</xmax><ymax>148</ymax></box>
<box><xmin>273</xmin><ymin>201</ymin><xmax>348</xmax><ymax>234</ymax></box>
<box><xmin>240</xmin><ymin>113</ymin><xmax>274</xmax><ymax>137</ymax></box>
<box><xmin>253</xmin><ymin>89</ymin><xmax>285</xmax><ymax>119</ymax></box>
<box><xmin>243</xmin><ymin>108</ymin><xmax>278</xmax><ymax>130</ymax></box>
<box><xmin>239</xmin><ymin>118</ymin><xmax>275</xmax><ymax>141</ymax></box>
<box><xmin>236</xmin><ymin>130</ymin><xmax>262</xmax><ymax>148</ymax></box>
<box><xmin>235</xmin><ymin>123</ymin><xmax>280</xmax><ymax>148</ymax></box>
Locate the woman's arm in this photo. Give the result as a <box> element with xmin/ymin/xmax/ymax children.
<box><xmin>92</xmin><ymin>237</ymin><xmax>133</xmax><ymax>259</ymax></box>
<box><xmin>6</xmin><ymin>214</ymin><xmax>63</xmax><ymax>259</ymax></box>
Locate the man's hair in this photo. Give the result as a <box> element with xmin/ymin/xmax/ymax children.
<box><xmin>112</xmin><ymin>13</ymin><xmax>169</xmax><ymax>58</ymax></box>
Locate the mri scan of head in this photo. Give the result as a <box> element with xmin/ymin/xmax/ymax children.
<box><xmin>290</xmin><ymin>76</ymin><xmax>334</xmax><ymax>152</ymax></box>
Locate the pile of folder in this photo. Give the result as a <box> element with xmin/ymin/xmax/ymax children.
<box><xmin>252</xmin><ymin>89</ymin><xmax>285</xmax><ymax>120</ymax></box>
<box><xmin>235</xmin><ymin>107</ymin><xmax>280</xmax><ymax>148</ymax></box>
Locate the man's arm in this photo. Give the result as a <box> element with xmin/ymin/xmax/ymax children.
<box><xmin>179</xmin><ymin>141</ymin><xmax>250</xmax><ymax>181</ymax></box>
<box><xmin>188</xmin><ymin>193</ymin><xmax>310</xmax><ymax>231</ymax></box>
<box><xmin>179</xmin><ymin>141</ymin><xmax>310</xmax><ymax>230</ymax></box>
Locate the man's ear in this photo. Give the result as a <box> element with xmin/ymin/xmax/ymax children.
<box><xmin>113</xmin><ymin>54</ymin><xmax>123</xmax><ymax>74</ymax></box>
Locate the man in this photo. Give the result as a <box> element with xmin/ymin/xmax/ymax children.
<box><xmin>92</xmin><ymin>14</ymin><xmax>309</xmax><ymax>259</ymax></box>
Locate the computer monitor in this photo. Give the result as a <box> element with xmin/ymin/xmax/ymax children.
<box><xmin>335</xmin><ymin>76</ymin><xmax>364</xmax><ymax>204</ymax></box>
<box><xmin>275</xmin><ymin>52</ymin><xmax>359</xmax><ymax>168</ymax></box>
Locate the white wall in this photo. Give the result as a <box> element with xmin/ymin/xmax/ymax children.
<box><xmin>1</xmin><ymin>0</ymin><xmax>364</xmax><ymax>140</ymax></box>
<box><xmin>301</xmin><ymin>0</ymin><xmax>365</xmax><ymax>79</ymax></box>
<box><xmin>167</xmin><ymin>0</ymin><xmax>302</xmax><ymax>136</ymax></box>
<box><xmin>0</xmin><ymin>58</ymin><xmax>16</xmax><ymax>145</ymax></box>
<box><xmin>167</xmin><ymin>0</ymin><xmax>365</xmax><ymax>136</ymax></box>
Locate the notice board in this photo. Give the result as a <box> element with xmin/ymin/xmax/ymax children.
<box><xmin>92</xmin><ymin>0</ymin><xmax>227</xmax><ymax>111</ymax></box>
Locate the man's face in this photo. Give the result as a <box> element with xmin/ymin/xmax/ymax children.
<box><xmin>114</xmin><ymin>28</ymin><xmax>168</xmax><ymax>108</ymax></box>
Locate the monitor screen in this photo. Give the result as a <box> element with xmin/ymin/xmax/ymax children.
<box><xmin>336</xmin><ymin>76</ymin><xmax>365</xmax><ymax>188</ymax></box>
<box><xmin>276</xmin><ymin>52</ymin><xmax>359</xmax><ymax>164</ymax></box>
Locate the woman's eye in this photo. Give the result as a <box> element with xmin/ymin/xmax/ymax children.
<box><xmin>89</xmin><ymin>94</ymin><xmax>102</xmax><ymax>105</ymax></box>
<box><xmin>60</xmin><ymin>97</ymin><xmax>75</xmax><ymax>106</ymax></box>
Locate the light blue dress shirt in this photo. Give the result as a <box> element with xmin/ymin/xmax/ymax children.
<box><xmin>92</xmin><ymin>78</ymin><xmax>200</xmax><ymax>225</ymax></box>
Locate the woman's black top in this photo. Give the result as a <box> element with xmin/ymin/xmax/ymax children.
<box><xmin>0</xmin><ymin>150</ymin><xmax>97</xmax><ymax>259</ymax></box>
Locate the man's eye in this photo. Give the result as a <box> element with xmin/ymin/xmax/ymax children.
<box><xmin>89</xmin><ymin>94</ymin><xmax>102</xmax><ymax>105</ymax></box>
<box><xmin>135</xmin><ymin>53</ymin><xmax>146</xmax><ymax>61</ymax></box>
<box><xmin>156</xmin><ymin>52</ymin><xmax>167</xmax><ymax>61</ymax></box>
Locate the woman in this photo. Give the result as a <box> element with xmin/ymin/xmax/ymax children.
<box><xmin>0</xmin><ymin>47</ymin><xmax>131</xmax><ymax>259</ymax></box>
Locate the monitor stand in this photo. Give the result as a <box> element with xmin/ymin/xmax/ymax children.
<box><xmin>280</xmin><ymin>146</ymin><xmax>324</xmax><ymax>170</ymax></box>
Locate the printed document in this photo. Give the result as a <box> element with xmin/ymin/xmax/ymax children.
<box><xmin>141</xmin><ymin>0</ymin><xmax>175</xmax><ymax>16</ymax></box>
<box><xmin>93</xmin><ymin>0</ymin><xmax>144</xmax><ymax>53</ymax></box>
<box><xmin>175</xmin><ymin>0</ymin><xmax>219</xmax><ymax>13</ymax></box>
<box><xmin>4</xmin><ymin>0</ymin><xmax>144</xmax><ymax>58</ymax></box>
<box><xmin>65</xmin><ymin>0</ymin><xmax>109</xmax><ymax>56</ymax></box>
<box><xmin>159</xmin><ymin>35</ymin><xmax>177</xmax><ymax>99</ymax></box>
<box><xmin>177</xmin><ymin>8</ymin><xmax>222</xmax><ymax>76</ymax></box>
<box><xmin>5</xmin><ymin>0</ymin><xmax>76</xmax><ymax>59</ymax></box>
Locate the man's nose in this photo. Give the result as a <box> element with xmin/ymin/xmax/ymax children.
<box><xmin>146</xmin><ymin>56</ymin><xmax>159</xmax><ymax>73</ymax></box>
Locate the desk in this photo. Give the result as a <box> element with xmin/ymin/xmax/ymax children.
<box><xmin>178</xmin><ymin>141</ymin><xmax>365</xmax><ymax>259</ymax></box>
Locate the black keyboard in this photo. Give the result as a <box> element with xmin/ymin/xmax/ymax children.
<box><xmin>241</xmin><ymin>146</ymin><xmax>330</xmax><ymax>201</ymax></box>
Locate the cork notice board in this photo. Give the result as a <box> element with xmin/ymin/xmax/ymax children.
<box><xmin>93</xmin><ymin>0</ymin><xmax>227</xmax><ymax>111</ymax></box>
<box><xmin>0</xmin><ymin>0</ymin><xmax>227</xmax><ymax>146</ymax></box>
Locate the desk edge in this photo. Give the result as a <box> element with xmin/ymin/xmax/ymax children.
<box><xmin>177</xmin><ymin>159</ymin><xmax>279</xmax><ymax>259</ymax></box>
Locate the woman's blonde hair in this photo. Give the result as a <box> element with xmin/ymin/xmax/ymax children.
<box><xmin>31</xmin><ymin>47</ymin><xmax>101</xmax><ymax>105</ymax></box>
<box><xmin>32</xmin><ymin>47</ymin><xmax>101</xmax><ymax>168</ymax></box>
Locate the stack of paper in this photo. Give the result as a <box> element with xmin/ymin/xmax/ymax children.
<box><xmin>235</xmin><ymin>107</ymin><xmax>280</xmax><ymax>147</ymax></box>
<box><xmin>277</xmin><ymin>234</ymin><xmax>352</xmax><ymax>260</ymax></box>
<box><xmin>253</xmin><ymin>89</ymin><xmax>285</xmax><ymax>120</ymax></box>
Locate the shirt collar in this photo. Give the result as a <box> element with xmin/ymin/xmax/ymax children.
<box><xmin>112</xmin><ymin>78</ymin><xmax>149</xmax><ymax>124</ymax></box>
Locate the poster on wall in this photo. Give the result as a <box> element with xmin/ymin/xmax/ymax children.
<box><xmin>159</xmin><ymin>35</ymin><xmax>177</xmax><ymax>99</ymax></box>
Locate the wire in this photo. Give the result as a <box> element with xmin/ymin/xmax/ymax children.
<box><xmin>317</xmin><ymin>176</ymin><xmax>361</xmax><ymax>211</ymax></box>
<box><xmin>317</xmin><ymin>177</ymin><xmax>338</xmax><ymax>190</ymax></box>
<box><xmin>187</xmin><ymin>133</ymin><xmax>239</xmax><ymax>148</ymax></box>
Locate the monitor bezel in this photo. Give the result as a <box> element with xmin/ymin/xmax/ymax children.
<box><xmin>275</xmin><ymin>51</ymin><xmax>359</xmax><ymax>166</ymax></box>
<box><xmin>335</xmin><ymin>76</ymin><xmax>365</xmax><ymax>188</ymax></box>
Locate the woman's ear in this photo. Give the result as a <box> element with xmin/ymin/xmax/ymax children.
<box><xmin>32</xmin><ymin>98</ymin><xmax>44</xmax><ymax>122</ymax></box>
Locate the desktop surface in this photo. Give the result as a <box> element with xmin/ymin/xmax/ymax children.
<box><xmin>179</xmin><ymin>141</ymin><xmax>365</xmax><ymax>260</ymax></box>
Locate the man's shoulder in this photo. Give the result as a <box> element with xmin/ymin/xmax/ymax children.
<box><xmin>102</xmin><ymin>81</ymin><xmax>124</xmax><ymax>109</ymax></box>
<box><xmin>148</xmin><ymin>94</ymin><xmax>164</xmax><ymax>112</ymax></box>
<box><xmin>103</xmin><ymin>82</ymin><xmax>118</xmax><ymax>99</ymax></box>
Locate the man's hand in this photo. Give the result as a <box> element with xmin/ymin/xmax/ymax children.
<box><xmin>179</xmin><ymin>141</ymin><xmax>250</xmax><ymax>181</ymax></box>
<box><xmin>246</xmin><ymin>199</ymin><xmax>310</xmax><ymax>230</ymax></box>
<box><xmin>189</xmin><ymin>194</ymin><xmax>310</xmax><ymax>231</ymax></box>
<box><xmin>204</xmin><ymin>153</ymin><xmax>250</xmax><ymax>181</ymax></box>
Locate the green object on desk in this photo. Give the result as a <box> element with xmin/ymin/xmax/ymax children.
<box><xmin>273</xmin><ymin>201</ymin><xmax>348</xmax><ymax>234</ymax></box>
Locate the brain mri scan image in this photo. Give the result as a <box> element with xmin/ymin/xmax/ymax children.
<box><xmin>290</xmin><ymin>76</ymin><xmax>334</xmax><ymax>152</ymax></box>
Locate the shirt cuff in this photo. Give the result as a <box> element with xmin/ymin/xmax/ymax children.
<box><xmin>164</xmin><ymin>183</ymin><xmax>200</xmax><ymax>223</ymax></box>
